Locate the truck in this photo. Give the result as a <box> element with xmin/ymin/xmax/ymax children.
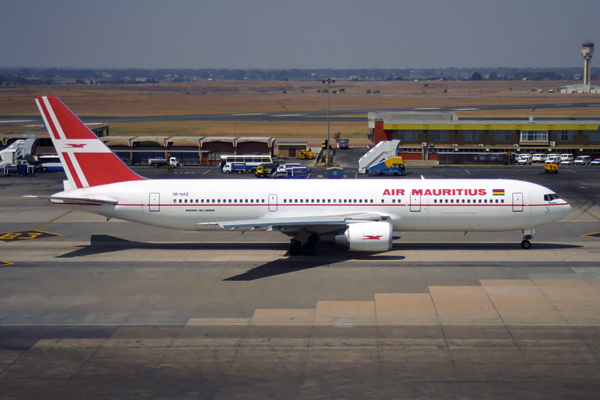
<box><xmin>222</xmin><ymin>162</ymin><xmax>253</xmax><ymax>174</ymax></box>
<box><xmin>366</xmin><ymin>157</ymin><xmax>406</xmax><ymax>176</ymax></box>
<box><xmin>358</xmin><ymin>140</ymin><xmax>400</xmax><ymax>174</ymax></box>
<box><xmin>148</xmin><ymin>157</ymin><xmax>181</xmax><ymax>168</ymax></box>
<box><xmin>255</xmin><ymin>163</ymin><xmax>279</xmax><ymax>177</ymax></box>
<box><xmin>276</xmin><ymin>163</ymin><xmax>301</xmax><ymax>174</ymax></box>
<box><xmin>284</xmin><ymin>167</ymin><xmax>308</xmax><ymax>179</ymax></box>
<box><xmin>1</xmin><ymin>138</ymin><xmax>39</xmax><ymax>176</ymax></box>
<box><xmin>299</xmin><ymin>149</ymin><xmax>315</xmax><ymax>159</ymax></box>
<box><xmin>516</xmin><ymin>154</ymin><xmax>532</xmax><ymax>165</ymax></box>
<box><xmin>338</xmin><ymin>139</ymin><xmax>349</xmax><ymax>149</ymax></box>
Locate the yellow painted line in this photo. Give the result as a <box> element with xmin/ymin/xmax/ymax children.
<box><xmin>33</xmin><ymin>210</ymin><xmax>75</xmax><ymax>230</ymax></box>
<box><xmin>0</xmin><ymin>260</ymin><xmax>13</xmax><ymax>267</ymax></box>
<box><xmin>0</xmin><ymin>230</ymin><xmax>63</xmax><ymax>242</ymax></box>
<box><xmin>582</xmin><ymin>232</ymin><xmax>600</xmax><ymax>239</ymax></box>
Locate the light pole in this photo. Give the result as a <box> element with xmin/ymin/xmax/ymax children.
<box><xmin>321</xmin><ymin>78</ymin><xmax>334</xmax><ymax>165</ymax></box>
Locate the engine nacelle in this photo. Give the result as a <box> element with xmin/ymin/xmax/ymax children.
<box><xmin>335</xmin><ymin>221</ymin><xmax>393</xmax><ymax>252</ymax></box>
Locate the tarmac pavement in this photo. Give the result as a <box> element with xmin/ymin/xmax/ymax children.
<box><xmin>1</xmin><ymin>166</ymin><xmax>600</xmax><ymax>399</ymax></box>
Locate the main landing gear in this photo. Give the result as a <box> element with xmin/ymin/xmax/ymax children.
<box><xmin>288</xmin><ymin>234</ymin><xmax>318</xmax><ymax>256</ymax></box>
<box><xmin>521</xmin><ymin>228</ymin><xmax>535</xmax><ymax>249</ymax></box>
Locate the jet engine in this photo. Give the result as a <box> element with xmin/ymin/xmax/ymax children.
<box><xmin>335</xmin><ymin>221</ymin><xmax>393</xmax><ymax>252</ymax></box>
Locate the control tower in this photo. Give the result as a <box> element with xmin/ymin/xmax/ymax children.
<box><xmin>582</xmin><ymin>42</ymin><xmax>594</xmax><ymax>86</ymax></box>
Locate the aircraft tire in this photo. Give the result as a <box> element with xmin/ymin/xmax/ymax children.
<box><xmin>521</xmin><ymin>240</ymin><xmax>531</xmax><ymax>249</ymax></box>
<box><xmin>289</xmin><ymin>240</ymin><xmax>302</xmax><ymax>256</ymax></box>
<box><xmin>302</xmin><ymin>243</ymin><xmax>316</xmax><ymax>256</ymax></box>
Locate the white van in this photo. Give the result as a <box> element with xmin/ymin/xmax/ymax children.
<box><xmin>545</xmin><ymin>155</ymin><xmax>561</xmax><ymax>164</ymax></box>
<box><xmin>574</xmin><ymin>155</ymin><xmax>591</xmax><ymax>165</ymax></box>
<box><xmin>516</xmin><ymin>154</ymin><xmax>532</xmax><ymax>165</ymax></box>
<box><xmin>532</xmin><ymin>153</ymin><xmax>546</xmax><ymax>163</ymax></box>
<box><xmin>560</xmin><ymin>154</ymin><xmax>574</xmax><ymax>165</ymax></box>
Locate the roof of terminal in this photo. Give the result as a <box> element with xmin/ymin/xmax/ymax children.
<box><xmin>368</xmin><ymin>111</ymin><xmax>600</xmax><ymax>131</ymax></box>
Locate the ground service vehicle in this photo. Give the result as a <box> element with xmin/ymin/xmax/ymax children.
<box><xmin>366</xmin><ymin>157</ymin><xmax>406</xmax><ymax>176</ymax></box>
<box><xmin>148</xmin><ymin>157</ymin><xmax>180</xmax><ymax>168</ymax></box>
<box><xmin>255</xmin><ymin>163</ymin><xmax>279</xmax><ymax>177</ymax></box>
<box><xmin>299</xmin><ymin>150</ymin><xmax>315</xmax><ymax>159</ymax></box>
<box><xmin>560</xmin><ymin>154</ymin><xmax>574</xmax><ymax>165</ymax></box>
<box><xmin>220</xmin><ymin>155</ymin><xmax>272</xmax><ymax>170</ymax></box>
<box><xmin>574</xmin><ymin>155</ymin><xmax>591</xmax><ymax>165</ymax></box>
<box><xmin>276</xmin><ymin>163</ymin><xmax>301</xmax><ymax>174</ymax></box>
<box><xmin>35</xmin><ymin>96</ymin><xmax>572</xmax><ymax>255</ymax></box>
<box><xmin>545</xmin><ymin>163</ymin><xmax>558</xmax><ymax>174</ymax></box>
<box><xmin>338</xmin><ymin>139</ymin><xmax>349</xmax><ymax>149</ymax></box>
<box><xmin>516</xmin><ymin>154</ymin><xmax>533</xmax><ymax>165</ymax></box>
<box><xmin>222</xmin><ymin>162</ymin><xmax>253</xmax><ymax>174</ymax></box>
<box><xmin>38</xmin><ymin>155</ymin><xmax>63</xmax><ymax>171</ymax></box>
<box><xmin>285</xmin><ymin>167</ymin><xmax>307</xmax><ymax>179</ymax></box>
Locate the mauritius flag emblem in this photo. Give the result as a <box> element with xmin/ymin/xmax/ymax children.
<box><xmin>493</xmin><ymin>189</ymin><xmax>505</xmax><ymax>196</ymax></box>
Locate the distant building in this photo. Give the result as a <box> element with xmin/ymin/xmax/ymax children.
<box><xmin>368</xmin><ymin>111</ymin><xmax>600</xmax><ymax>164</ymax></box>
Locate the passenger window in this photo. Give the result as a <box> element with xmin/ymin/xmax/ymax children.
<box><xmin>179</xmin><ymin>199</ymin><xmax>182</xmax><ymax>203</ymax></box>
<box><xmin>392</xmin><ymin>199</ymin><xmax>396</xmax><ymax>203</ymax></box>
<box><xmin>173</xmin><ymin>199</ymin><xmax>177</xmax><ymax>203</ymax></box>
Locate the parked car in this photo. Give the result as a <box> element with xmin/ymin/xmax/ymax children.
<box><xmin>591</xmin><ymin>158</ymin><xmax>600</xmax><ymax>166</ymax></box>
<box><xmin>516</xmin><ymin>154</ymin><xmax>532</xmax><ymax>165</ymax></box>
<box><xmin>532</xmin><ymin>153</ymin><xmax>547</xmax><ymax>163</ymax></box>
<box><xmin>545</xmin><ymin>155</ymin><xmax>561</xmax><ymax>164</ymax></box>
<box><xmin>574</xmin><ymin>155</ymin><xmax>591</xmax><ymax>165</ymax></box>
<box><xmin>560</xmin><ymin>154</ymin><xmax>574</xmax><ymax>165</ymax></box>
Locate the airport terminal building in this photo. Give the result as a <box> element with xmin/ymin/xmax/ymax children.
<box><xmin>369</xmin><ymin>111</ymin><xmax>600</xmax><ymax>163</ymax></box>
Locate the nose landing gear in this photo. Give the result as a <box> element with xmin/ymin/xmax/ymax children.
<box><xmin>521</xmin><ymin>228</ymin><xmax>535</xmax><ymax>249</ymax></box>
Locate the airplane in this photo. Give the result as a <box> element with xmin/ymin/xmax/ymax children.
<box><xmin>34</xmin><ymin>96</ymin><xmax>572</xmax><ymax>255</ymax></box>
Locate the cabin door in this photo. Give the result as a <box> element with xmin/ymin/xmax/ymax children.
<box><xmin>268</xmin><ymin>194</ymin><xmax>278</xmax><ymax>212</ymax></box>
<box><xmin>512</xmin><ymin>192</ymin><xmax>523</xmax><ymax>212</ymax></box>
<box><xmin>410</xmin><ymin>194</ymin><xmax>421</xmax><ymax>212</ymax></box>
<box><xmin>149</xmin><ymin>193</ymin><xmax>160</xmax><ymax>212</ymax></box>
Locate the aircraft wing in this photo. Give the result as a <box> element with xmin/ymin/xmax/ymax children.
<box><xmin>197</xmin><ymin>212</ymin><xmax>389</xmax><ymax>230</ymax></box>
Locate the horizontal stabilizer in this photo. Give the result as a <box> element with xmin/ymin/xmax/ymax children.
<box><xmin>49</xmin><ymin>196</ymin><xmax>118</xmax><ymax>206</ymax></box>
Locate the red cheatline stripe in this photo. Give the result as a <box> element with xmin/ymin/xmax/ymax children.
<box><xmin>37</xmin><ymin>97</ymin><xmax>61</xmax><ymax>140</ymax></box>
<box><xmin>62</xmin><ymin>153</ymin><xmax>83</xmax><ymax>189</ymax></box>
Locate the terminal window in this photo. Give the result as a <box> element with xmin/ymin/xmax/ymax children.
<box><xmin>520</xmin><ymin>130</ymin><xmax>548</xmax><ymax>142</ymax></box>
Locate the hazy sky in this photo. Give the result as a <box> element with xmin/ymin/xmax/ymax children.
<box><xmin>1</xmin><ymin>0</ymin><xmax>598</xmax><ymax>69</ymax></box>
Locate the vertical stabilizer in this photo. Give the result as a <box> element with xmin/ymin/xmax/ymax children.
<box><xmin>35</xmin><ymin>96</ymin><xmax>145</xmax><ymax>188</ymax></box>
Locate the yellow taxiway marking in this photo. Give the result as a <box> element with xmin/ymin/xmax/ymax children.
<box><xmin>33</xmin><ymin>210</ymin><xmax>75</xmax><ymax>230</ymax></box>
<box><xmin>582</xmin><ymin>232</ymin><xmax>600</xmax><ymax>239</ymax></box>
<box><xmin>0</xmin><ymin>229</ymin><xmax>63</xmax><ymax>243</ymax></box>
<box><xmin>0</xmin><ymin>260</ymin><xmax>13</xmax><ymax>267</ymax></box>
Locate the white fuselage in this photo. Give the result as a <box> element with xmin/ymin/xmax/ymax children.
<box><xmin>52</xmin><ymin>178</ymin><xmax>571</xmax><ymax>233</ymax></box>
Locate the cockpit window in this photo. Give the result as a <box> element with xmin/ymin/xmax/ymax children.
<box><xmin>544</xmin><ymin>194</ymin><xmax>560</xmax><ymax>201</ymax></box>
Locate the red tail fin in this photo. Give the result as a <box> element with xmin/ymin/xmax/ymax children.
<box><xmin>35</xmin><ymin>96</ymin><xmax>145</xmax><ymax>189</ymax></box>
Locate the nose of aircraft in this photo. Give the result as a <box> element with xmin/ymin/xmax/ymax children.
<box><xmin>559</xmin><ymin>199</ymin><xmax>572</xmax><ymax>218</ymax></box>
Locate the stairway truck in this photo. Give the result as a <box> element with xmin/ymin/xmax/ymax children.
<box><xmin>366</xmin><ymin>158</ymin><xmax>406</xmax><ymax>176</ymax></box>
<box><xmin>358</xmin><ymin>140</ymin><xmax>401</xmax><ymax>174</ymax></box>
